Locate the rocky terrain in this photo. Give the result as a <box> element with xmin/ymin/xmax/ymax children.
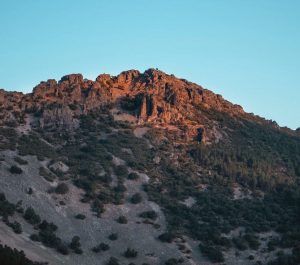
<box><xmin>0</xmin><ymin>69</ymin><xmax>299</xmax><ymax>265</ymax></box>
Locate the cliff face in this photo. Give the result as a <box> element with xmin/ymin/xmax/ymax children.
<box><xmin>0</xmin><ymin>69</ymin><xmax>296</xmax><ymax>141</ymax></box>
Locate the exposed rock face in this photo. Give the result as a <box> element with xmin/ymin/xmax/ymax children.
<box><xmin>0</xmin><ymin>69</ymin><xmax>298</xmax><ymax>139</ymax></box>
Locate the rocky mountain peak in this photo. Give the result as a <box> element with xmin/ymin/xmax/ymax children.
<box><xmin>0</xmin><ymin>69</ymin><xmax>298</xmax><ymax>140</ymax></box>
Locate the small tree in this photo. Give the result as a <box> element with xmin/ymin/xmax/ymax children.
<box><xmin>24</xmin><ymin>207</ymin><xmax>41</xmax><ymax>225</ymax></box>
<box><xmin>124</xmin><ymin>248</ymin><xmax>138</xmax><ymax>258</ymax></box>
<box><xmin>70</xmin><ymin>236</ymin><xmax>81</xmax><ymax>250</ymax></box>
<box><xmin>108</xmin><ymin>233</ymin><xmax>118</xmax><ymax>241</ymax></box>
<box><xmin>75</xmin><ymin>214</ymin><xmax>86</xmax><ymax>220</ymax></box>
<box><xmin>107</xmin><ymin>257</ymin><xmax>120</xmax><ymax>265</ymax></box>
<box><xmin>55</xmin><ymin>183</ymin><xmax>69</xmax><ymax>194</ymax></box>
<box><xmin>9</xmin><ymin>165</ymin><xmax>23</xmax><ymax>174</ymax></box>
<box><xmin>139</xmin><ymin>210</ymin><xmax>158</xmax><ymax>220</ymax></box>
<box><xmin>130</xmin><ymin>193</ymin><xmax>142</xmax><ymax>204</ymax></box>
<box><xmin>127</xmin><ymin>172</ymin><xmax>139</xmax><ymax>180</ymax></box>
<box><xmin>116</xmin><ymin>215</ymin><xmax>128</xmax><ymax>224</ymax></box>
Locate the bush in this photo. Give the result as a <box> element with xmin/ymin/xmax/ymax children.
<box><xmin>124</xmin><ymin>248</ymin><xmax>138</xmax><ymax>258</ymax></box>
<box><xmin>114</xmin><ymin>165</ymin><xmax>128</xmax><ymax>177</ymax></box>
<box><xmin>74</xmin><ymin>248</ymin><xmax>83</xmax><ymax>254</ymax></box>
<box><xmin>107</xmin><ymin>257</ymin><xmax>120</xmax><ymax>265</ymax></box>
<box><xmin>69</xmin><ymin>236</ymin><xmax>83</xmax><ymax>254</ymax></box>
<box><xmin>116</xmin><ymin>215</ymin><xmax>128</xmax><ymax>224</ymax></box>
<box><xmin>8</xmin><ymin>221</ymin><xmax>22</xmax><ymax>234</ymax></box>
<box><xmin>9</xmin><ymin>165</ymin><xmax>23</xmax><ymax>174</ymax></box>
<box><xmin>91</xmin><ymin>199</ymin><xmax>105</xmax><ymax>217</ymax></box>
<box><xmin>199</xmin><ymin>244</ymin><xmax>224</xmax><ymax>263</ymax></box>
<box><xmin>56</xmin><ymin>243</ymin><xmax>69</xmax><ymax>255</ymax></box>
<box><xmin>127</xmin><ymin>172</ymin><xmax>139</xmax><ymax>180</ymax></box>
<box><xmin>130</xmin><ymin>193</ymin><xmax>142</xmax><ymax>204</ymax></box>
<box><xmin>139</xmin><ymin>210</ymin><xmax>158</xmax><ymax>220</ymax></box>
<box><xmin>158</xmin><ymin>232</ymin><xmax>176</xmax><ymax>243</ymax></box>
<box><xmin>70</xmin><ymin>236</ymin><xmax>81</xmax><ymax>250</ymax></box>
<box><xmin>108</xmin><ymin>233</ymin><xmax>118</xmax><ymax>241</ymax></box>
<box><xmin>92</xmin><ymin>243</ymin><xmax>110</xmax><ymax>253</ymax></box>
<box><xmin>24</xmin><ymin>207</ymin><xmax>41</xmax><ymax>225</ymax></box>
<box><xmin>75</xmin><ymin>214</ymin><xmax>86</xmax><ymax>220</ymax></box>
<box><xmin>14</xmin><ymin>156</ymin><xmax>28</xmax><ymax>165</ymax></box>
<box><xmin>0</xmin><ymin>243</ymin><xmax>43</xmax><ymax>265</ymax></box>
<box><xmin>38</xmin><ymin>220</ymin><xmax>58</xmax><ymax>232</ymax></box>
<box><xmin>55</xmin><ymin>183</ymin><xmax>69</xmax><ymax>194</ymax></box>
<box><xmin>30</xmin><ymin>234</ymin><xmax>41</xmax><ymax>242</ymax></box>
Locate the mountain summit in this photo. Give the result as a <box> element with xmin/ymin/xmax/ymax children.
<box><xmin>0</xmin><ymin>69</ymin><xmax>299</xmax><ymax>265</ymax></box>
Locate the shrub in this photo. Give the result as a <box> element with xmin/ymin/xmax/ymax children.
<box><xmin>30</xmin><ymin>234</ymin><xmax>41</xmax><ymax>242</ymax></box>
<box><xmin>92</xmin><ymin>243</ymin><xmax>110</xmax><ymax>253</ymax></box>
<box><xmin>199</xmin><ymin>244</ymin><xmax>224</xmax><ymax>263</ymax></box>
<box><xmin>38</xmin><ymin>220</ymin><xmax>57</xmax><ymax>232</ymax></box>
<box><xmin>114</xmin><ymin>183</ymin><xmax>126</xmax><ymax>193</ymax></box>
<box><xmin>75</xmin><ymin>214</ymin><xmax>86</xmax><ymax>220</ymax></box>
<box><xmin>55</xmin><ymin>183</ymin><xmax>69</xmax><ymax>194</ymax></box>
<box><xmin>27</xmin><ymin>187</ymin><xmax>33</xmax><ymax>195</ymax></box>
<box><xmin>70</xmin><ymin>236</ymin><xmax>81</xmax><ymax>250</ymax></box>
<box><xmin>127</xmin><ymin>172</ymin><xmax>139</xmax><ymax>180</ymax></box>
<box><xmin>139</xmin><ymin>210</ymin><xmax>158</xmax><ymax>220</ymax></box>
<box><xmin>0</xmin><ymin>196</ymin><xmax>16</xmax><ymax>217</ymax></box>
<box><xmin>24</xmin><ymin>207</ymin><xmax>41</xmax><ymax>225</ymax></box>
<box><xmin>158</xmin><ymin>232</ymin><xmax>176</xmax><ymax>243</ymax></box>
<box><xmin>99</xmin><ymin>243</ymin><xmax>110</xmax><ymax>251</ymax></box>
<box><xmin>108</xmin><ymin>233</ymin><xmax>118</xmax><ymax>241</ymax></box>
<box><xmin>114</xmin><ymin>165</ymin><xmax>128</xmax><ymax>177</ymax></box>
<box><xmin>107</xmin><ymin>257</ymin><xmax>120</xmax><ymax>265</ymax></box>
<box><xmin>116</xmin><ymin>215</ymin><xmax>128</xmax><ymax>224</ymax></box>
<box><xmin>14</xmin><ymin>156</ymin><xmax>28</xmax><ymax>165</ymax></box>
<box><xmin>10</xmin><ymin>165</ymin><xmax>23</xmax><ymax>174</ymax></box>
<box><xmin>91</xmin><ymin>199</ymin><xmax>105</xmax><ymax>217</ymax></box>
<box><xmin>56</xmin><ymin>243</ymin><xmax>69</xmax><ymax>255</ymax></box>
<box><xmin>130</xmin><ymin>193</ymin><xmax>142</xmax><ymax>204</ymax></box>
<box><xmin>0</xmin><ymin>243</ymin><xmax>41</xmax><ymax>265</ymax></box>
<box><xmin>74</xmin><ymin>248</ymin><xmax>83</xmax><ymax>254</ymax></box>
<box><xmin>8</xmin><ymin>221</ymin><xmax>22</xmax><ymax>234</ymax></box>
<box><xmin>124</xmin><ymin>248</ymin><xmax>138</xmax><ymax>258</ymax></box>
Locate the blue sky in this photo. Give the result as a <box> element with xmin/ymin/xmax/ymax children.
<box><xmin>0</xmin><ymin>0</ymin><xmax>299</xmax><ymax>129</ymax></box>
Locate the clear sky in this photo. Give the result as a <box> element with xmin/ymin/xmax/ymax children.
<box><xmin>0</xmin><ymin>0</ymin><xmax>299</xmax><ymax>129</ymax></box>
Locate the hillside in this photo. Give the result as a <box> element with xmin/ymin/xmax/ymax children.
<box><xmin>0</xmin><ymin>69</ymin><xmax>299</xmax><ymax>265</ymax></box>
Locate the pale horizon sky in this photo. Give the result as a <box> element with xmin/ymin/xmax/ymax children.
<box><xmin>0</xmin><ymin>0</ymin><xmax>299</xmax><ymax>129</ymax></box>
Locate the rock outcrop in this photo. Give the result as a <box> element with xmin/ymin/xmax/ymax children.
<box><xmin>0</xmin><ymin>69</ymin><xmax>298</xmax><ymax>139</ymax></box>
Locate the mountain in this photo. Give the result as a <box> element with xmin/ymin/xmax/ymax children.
<box><xmin>0</xmin><ymin>69</ymin><xmax>299</xmax><ymax>265</ymax></box>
